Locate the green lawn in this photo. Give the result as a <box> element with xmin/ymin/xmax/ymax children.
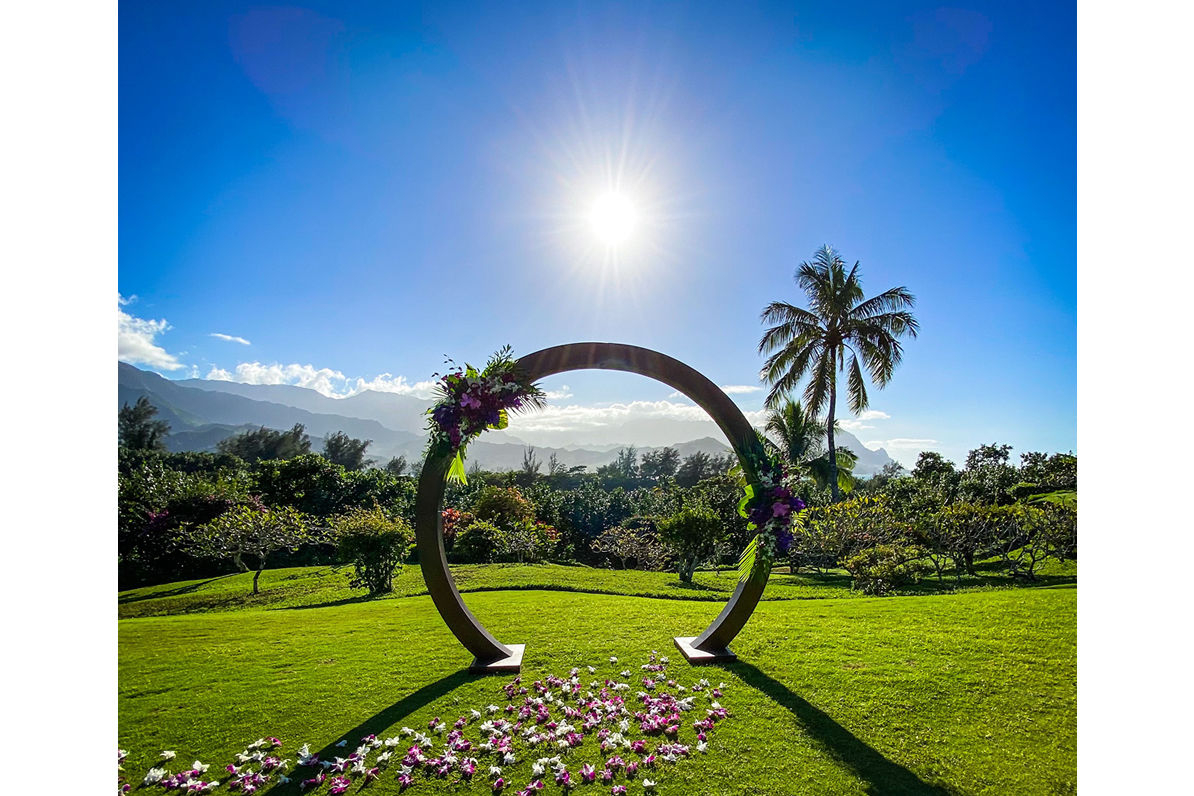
<box><xmin>119</xmin><ymin>565</ymin><xmax>1076</xmax><ymax>796</ymax></box>
<box><xmin>118</xmin><ymin>559</ymin><xmax>1077</xmax><ymax>620</ymax></box>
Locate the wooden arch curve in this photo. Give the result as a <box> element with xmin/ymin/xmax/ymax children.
<box><xmin>415</xmin><ymin>343</ymin><xmax>767</xmax><ymax>672</ymax></box>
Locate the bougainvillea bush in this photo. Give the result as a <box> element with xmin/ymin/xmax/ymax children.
<box><xmin>119</xmin><ymin>653</ymin><xmax>731</xmax><ymax>795</ymax></box>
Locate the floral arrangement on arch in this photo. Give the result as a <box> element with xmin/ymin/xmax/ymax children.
<box><xmin>425</xmin><ymin>346</ymin><xmax>547</xmax><ymax>483</ymax></box>
<box><xmin>733</xmin><ymin>432</ymin><xmax>807</xmax><ymax>583</ymax></box>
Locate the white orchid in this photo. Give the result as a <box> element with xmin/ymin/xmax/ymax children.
<box><xmin>401</xmin><ymin>727</ymin><xmax>415</xmax><ymax>736</ymax></box>
<box><xmin>643</xmin><ymin>779</ymin><xmax>658</xmax><ymax>790</ymax></box>
<box><xmin>587</xmin><ymin>666</ymin><xmax>596</xmax><ymax>674</ymax></box>
<box><xmin>618</xmin><ymin>719</ymin><xmax>630</xmax><ymax>732</ymax></box>
<box><xmin>160</xmin><ymin>750</ymin><xmax>176</xmax><ymax>761</ymax></box>
<box><xmin>143</xmin><ymin>768</ymin><xmax>166</xmax><ymax>785</ymax></box>
<box><xmin>487</xmin><ymin>704</ymin><xmax>500</xmax><ymax>714</ymax></box>
<box><xmin>697</xmin><ymin>741</ymin><xmax>708</xmax><ymax>753</ymax></box>
<box><xmin>503</xmin><ymin>752</ymin><xmax>516</xmax><ymax>765</ymax></box>
<box><xmin>532</xmin><ymin>761</ymin><xmax>546</xmax><ymax>778</ymax></box>
<box><xmin>192</xmin><ymin>760</ymin><xmax>209</xmax><ymax>773</ymax></box>
<box><xmin>377</xmin><ymin>751</ymin><xmax>392</xmax><ymax>764</ymax></box>
<box><xmin>489</xmin><ymin>765</ymin><xmax>502</xmax><ymax>778</ymax></box>
<box><xmin>471</xmin><ymin>709</ymin><xmax>482</xmax><ymax>720</ymax></box>
<box><xmin>298</xmin><ymin>744</ymin><xmax>311</xmax><ymax>758</ymax></box>
<box><xmin>610</xmin><ymin>656</ymin><xmax>618</xmax><ymax>663</ymax></box>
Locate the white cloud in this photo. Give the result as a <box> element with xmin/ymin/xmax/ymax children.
<box><xmin>210</xmin><ymin>333</ymin><xmax>251</xmax><ymax>345</ymax></box>
<box><xmin>345</xmin><ymin>373</ymin><xmax>437</xmax><ymax>399</ymax></box>
<box><xmin>864</xmin><ymin>438</ymin><xmax>938</xmax><ymax>452</ymax></box>
<box><xmin>544</xmin><ymin>386</ymin><xmax>573</xmax><ymax>400</ymax></box>
<box><xmin>509</xmin><ymin>399</ymin><xmax>768</xmax><ymax>433</ymax></box>
<box><xmin>510</xmin><ymin>400</ymin><xmax>709</xmax><ymax>432</ymax></box>
<box><xmin>204</xmin><ymin>362</ymin><xmax>437</xmax><ymax>399</ymax></box>
<box><xmin>719</xmin><ymin>384</ymin><xmax>762</xmax><ymax>394</ymax></box>
<box><xmin>209</xmin><ymin>362</ymin><xmax>348</xmax><ymax>397</ymax></box>
<box><xmin>118</xmin><ymin>292</ymin><xmax>136</xmax><ymax>306</ymax></box>
<box><xmin>118</xmin><ymin>300</ymin><xmax>184</xmax><ymax>371</ymax></box>
<box><xmin>839</xmin><ymin>409</ymin><xmax>892</xmax><ymax>431</ymax></box>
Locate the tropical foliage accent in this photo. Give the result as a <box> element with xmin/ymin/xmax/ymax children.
<box><xmin>731</xmin><ymin>433</ymin><xmax>806</xmax><ymax>583</ymax></box>
<box><xmin>425</xmin><ymin>346</ymin><xmax>547</xmax><ymax>484</ymax></box>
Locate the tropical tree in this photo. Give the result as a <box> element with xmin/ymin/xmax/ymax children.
<box><xmin>759</xmin><ymin>245</ymin><xmax>918</xmax><ymax>500</ymax></box>
<box><xmin>217</xmin><ymin>423</ymin><xmax>311</xmax><ymax>463</ymax></box>
<box><xmin>384</xmin><ymin>455</ymin><xmax>408</xmax><ymax>476</ymax></box>
<box><xmin>640</xmin><ymin>447</ymin><xmax>680</xmax><ymax>481</ymax></box>
<box><xmin>521</xmin><ymin>446</ymin><xmax>542</xmax><ymax>478</ymax></box>
<box><xmin>183</xmin><ymin>502</ymin><xmax>315</xmax><ymax>594</ymax></box>
<box><xmin>762</xmin><ymin>399</ymin><xmax>858</xmax><ymax>493</ymax></box>
<box><xmin>322</xmin><ymin>431</ymin><xmax>372</xmax><ymax>471</ymax></box>
<box><xmin>118</xmin><ymin>396</ymin><xmax>171</xmax><ymax>451</ymax></box>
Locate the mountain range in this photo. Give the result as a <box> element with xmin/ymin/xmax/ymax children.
<box><xmin>118</xmin><ymin>362</ymin><xmax>894</xmax><ymax>474</ymax></box>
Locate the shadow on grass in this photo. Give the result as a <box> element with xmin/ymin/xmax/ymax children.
<box><xmin>273</xmin><ymin>593</ymin><xmax>393</xmax><ymax>612</ymax></box>
<box><xmin>117</xmin><ymin>574</ymin><xmax>237</xmax><ymax>605</ymax></box>
<box><xmin>263</xmin><ymin>669</ymin><xmax>475</xmax><ymax>794</ymax></box>
<box><xmin>723</xmin><ymin>661</ymin><xmax>957</xmax><ymax>796</ymax></box>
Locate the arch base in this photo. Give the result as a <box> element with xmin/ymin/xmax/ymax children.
<box><xmin>673</xmin><ymin>636</ymin><xmax>737</xmax><ymax>664</ymax></box>
<box><xmin>469</xmin><ymin>643</ymin><xmax>525</xmax><ymax>674</ymax></box>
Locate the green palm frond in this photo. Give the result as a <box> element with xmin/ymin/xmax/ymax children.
<box><xmin>737</xmin><ymin>535</ymin><xmax>759</xmax><ymax>583</ymax></box>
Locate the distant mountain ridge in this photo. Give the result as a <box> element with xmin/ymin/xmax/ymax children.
<box><xmin>120</xmin><ymin>363</ymin><xmax>893</xmax><ymax>474</ymax></box>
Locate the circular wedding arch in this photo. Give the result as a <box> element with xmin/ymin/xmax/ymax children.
<box><xmin>415</xmin><ymin>342</ymin><xmax>768</xmax><ymax>672</ymax></box>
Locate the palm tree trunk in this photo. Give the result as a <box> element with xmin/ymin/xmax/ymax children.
<box><xmin>827</xmin><ymin>374</ymin><xmax>840</xmax><ymax>502</ymax></box>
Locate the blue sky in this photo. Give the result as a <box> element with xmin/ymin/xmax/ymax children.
<box><xmin>118</xmin><ymin>0</ymin><xmax>1075</xmax><ymax>467</ymax></box>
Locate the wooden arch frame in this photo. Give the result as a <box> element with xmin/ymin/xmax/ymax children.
<box><xmin>415</xmin><ymin>343</ymin><xmax>768</xmax><ymax>672</ymax></box>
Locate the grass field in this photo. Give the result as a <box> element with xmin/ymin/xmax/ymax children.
<box><xmin>118</xmin><ymin>563</ymin><xmax>1076</xmax><ymax>795</ymax></box>
<box><xmin>118</xmin><ymin>559</ymin><xmax>1076</xmax><ymax>620</ymax></box>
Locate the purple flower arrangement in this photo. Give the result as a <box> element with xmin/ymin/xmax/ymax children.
<box><xmin>121</xmin><ymin>652</ymin><xmax>728</xmax><ymax>795</ymax></box>
<box><xmin>425</xmin><ymin>346</ymin><xmax>547</xmax><ymax>483</ymax></box>
<box><xmin>735</xmin><ymin>436</ymin><xmax>807</xmax><ymax>582</ymax></box>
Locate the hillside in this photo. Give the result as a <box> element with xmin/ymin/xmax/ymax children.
<box><xmin>120</xmin><ymin>363</ymin><xmax>894</xmax><ymax>474</ymax></box>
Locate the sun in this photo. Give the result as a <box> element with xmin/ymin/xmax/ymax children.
<box><xmin>590</xmin><ymin>192</ymin><xmax>637</xmax><ymax>246</ymax></box>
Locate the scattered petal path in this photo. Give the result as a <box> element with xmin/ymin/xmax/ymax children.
<box><xmin>119</xmin><ymin>653</ymin><xmax>730</xmax><ymax>795</ymax></box>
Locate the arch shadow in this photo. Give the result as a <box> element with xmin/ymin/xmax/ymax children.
<box><xmin>722</xmin><ymin>661</ymin><xmax>958</xmax><ymax>796</ymax></box>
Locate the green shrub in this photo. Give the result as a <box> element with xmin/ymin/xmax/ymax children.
<box><xmin>843</xmin><ymin>543</ymin><xmax>928</xmax><ymax>596</ymax></box>
<box><xmin>331</xmin><ymin>507</ymin><xmax>414</xmax><ymax>594</ymax></box>
<box><xmin>452</xmin><ymin>519</ymin><xmax>502</xmax><ymax>563</ymax></box>
<box><xmin>492</xmin><ymin>519</ymin><xmax>559</xmax><ymax>564</ymax></box>
<box><xmin>593</xmin><ymin>516</ymin><xmax>670</xmax><ymax>571</ymax></box>
<box><xmin>658</xmin><ymin>508</ymin><xmax>724</xmax><ymax>583</ymax></box>
<box><xmin>472</xmin><ymin>486</ymin><xmax>535</xmax><ymax>529</ymax></box>
<box><xmin>795</xmin><ymin>497</ymin><xmax>907</xmax><ymax>575</ymax></box>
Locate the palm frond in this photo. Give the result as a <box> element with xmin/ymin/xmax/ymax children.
<box><xmin>737</xmin><ymin>535</ymin><xmax>759</xmax><ymax>584</ymax></box>
<box><xmin>849</xmin><ymin>287</ymin><xmax>917</xmax><ymax>320</ymax></box>
<box><xmin>846</xmin><ymin>353</ymin><xmax>869</xmax><ymax>415</ymax></box>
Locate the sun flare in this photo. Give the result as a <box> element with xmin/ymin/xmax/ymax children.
<box><xmin>590</xmin><ymin>192</ymin><xmax>637</xmax><ymax>246</ymax></box>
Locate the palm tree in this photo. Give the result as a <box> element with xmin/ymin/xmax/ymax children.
<box><xmin>759</xmin><ymin>245</ymin><xmax>918</xmax><ymax>500</ymax></box>
<box><xmin>763</xmin><ymin>399</ymin><xmax>858</xmax><ymax>494</ymax></box>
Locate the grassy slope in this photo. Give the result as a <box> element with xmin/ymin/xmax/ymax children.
<box><xmin>119</xmin><ymin>568</ymin><xmax>1076</xmax><ymax>796</ymax></box>
<box><xmin>118</xmin><ymin>560</ymin><xmax>1077</xmax><ymax>620</ymax></box>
